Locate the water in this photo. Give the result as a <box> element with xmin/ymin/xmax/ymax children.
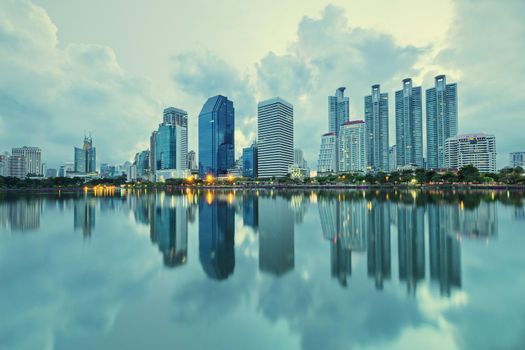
<box><xmin>0</xmin><ymin>189</ymin><xmax>524</xmax><ymax>350</ymax></box>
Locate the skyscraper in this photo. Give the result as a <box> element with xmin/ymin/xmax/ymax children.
<box><xmin>365</xmin><ymin>84</ymin><xmax>389</xmax><ymax>172</ymax></box>
<box><xmin>242</xmin><ymin>142</ymin><xmax>258</xmax><ymax>178</ymax></box>
<box><xmin>154</xmin><ymin>122</ymin><xmax>187</xmax><ymax>180</ymax></box>
<box><xmin>317</xmin><ymin>132</ymin><xmax>337</xmax><ymax>174</ymax></box>
<box><xmin>149</xmin><ymin>130</ymin><xmax>157</xmax><ymax>178</ymax></box>
<box><xmin>426</xmin><ymin>75</ymin><xmax>458</xmax><ymax>169</ymax></box>
<box><xmin>339</xmin><ymin>120</ymin><xmax>366</xmax><ymax>173</ymax></box>
<box><xmin>444</xmin><ymin>133</ymin><xmax>496</xmax><ymax>173</ymax></box>
<box><xmin>198</xmin><ymin>95</ymin><xmax>235</xmax><ymax>177</ymax></box>
<box><xmin>328</xmin><ymin>87</ymin><xmax>350</xmax><ymax>135</ymax></box>
<box><xmin>11</xmin><ymin>146</ymin><xmax>42</xmax><ymax>176</ymax></box>
<box><xmin>74</xmin><ymin>136</ymin><xmax>96</xmax><ymax>173</ymax></box>
<box><xmin>509</xmin><ymin>152</ymin><xmax>525</xmax><ymax>168</ymax></box>
<box><xmin>257</xmin><ymin>97</ymin><xmax>294</xmax><ymax>178</ymax></box>
<box><xmin>163</xmin><ymin>107</ymin><xmax>188</xmax><ymax>127</ymax></box>
<box><xmin>7</xmin><ymin>155</ymin><xmax>26</xmax><ymax>178</ymax></box>
<box><xmin>395</xmin><ymin>78</ymin><xmax>423</xmax><ymax>168</ymax></box>
<box><xmin>187</xmin><ymin>150</ymin><xmax>198</xmax><ymax>171</ymax></box>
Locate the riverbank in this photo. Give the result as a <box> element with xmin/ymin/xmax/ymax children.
<box><xmin>1</xmin><ymin>183</ymin><xmax>524</xmax><ymax>193</ymax></box>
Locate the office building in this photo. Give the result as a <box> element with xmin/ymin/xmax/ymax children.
<box><xmin>389</xmin><ymin>145</ymin><xmax>397</xmax><ymax>171</ymax></box>
<box><xmin>365</xmin><ymin>84</ymin><xmax>389</xmax><ymax>172</ymax></box>
<box><xmin>154</xmin><ymin>122</ymin><xmax>188</xmax><ymax>180</ymax></box>
<box><xmin>45</xmin><ymin>168</ymin><xmax>58</xmax><ymax>178</ymax></box>
<box><xmin>444</xmin><ymin>133</ymin><xmax>496</xmax><ymax>173</ymax></box>
<box><xmin>58</xmin><ymin>162</ymin><xmax>74</xmax><ymax>177</ymax></box>
<box><xmin>328</xmin><ymin>87</ymin><xmax>350</xmax><ymax>136</ymax></box>
<box><xmin>188</xmin><ymin>150</ymin><xmax>198</xmax><ymax>171</ymax></box>
<box><xmin>317</xmin><ymin>132</ymin><xmax>337</xmax><ymax>174</ymax></box>
<box><xmin>8</xmin><ymin>155</ymin><xmax>26</xmax><ymax>178</ymax></box>
<box><xmin>149</xmin><ymin>130</ymin><xmax>158</xmax><ymax>178</ymax></box>
<box><xmin>395</xmin><ymin>78</ymin><xmax>423</xmax><ymax>168</ymax></box>
<box><xmin>510</xmin><ymin>152</ymin><xmax>525</xmax><ymax>168</ymax></box>
<box><xmin>242</xmin><ymin>142</ymin><xmax>258</xmax><ymax>178</ymax></box>
<box><xmin>289</xmin><ymin>148</ymin><xmax>309</xmax><ymax>177</ymax></box>
<box><xmin>0</xmin><ymin>153</ymin><xmax>9</xmax><ymax>176</ymax></box>
<box><xmin>163</xmin><ymin>107</ymin><xmax>188</xmax><ymax>127</ymax></box>
<box><xmin>199</xmin><ymin>95</ymin><xmax>235</xmax><ymax>176</ymax></box>
<box><xmin>339</xmin><ymin>120</ymin><xmax>366</xmax><ymax>173</ymax></box>
<box><xmin>257</xmin><ymin>97</ymin><xmax>294</xmax><ymax>178</ymax></box>
<box><xmin>132</xmin><ymin>150</ymin><xmax>150</xmax><ymax>180</ymax></box>
<box><xmin>12</xmin><ymin>146</ymin><xmax>41</xmax><ymax>176</ymax></box>
<box><xmin>74</xmin><ymin>136</ymin><xmax>96</xmax><ymax>173</ymax></box>
<box><xmin>426</xmin><ymin>75</ymin><xmax>458</xmax><ymax>169</ymax></box>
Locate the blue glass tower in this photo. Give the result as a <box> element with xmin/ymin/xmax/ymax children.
<box><xmin>198</xmin><ymin>95</ymin><xmax>235</xmax><ymax>176</ymax></box>
<box><xmin>242</xmin><ymin>142</ymin><xmax>258</xmax><ymax>178</ymax></box>
<box><xmin>426</xmin><ymin>75</ymin><xmax>458</xmax><ymax>169</ymax></box>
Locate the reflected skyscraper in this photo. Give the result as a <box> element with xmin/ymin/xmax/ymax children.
<box><xmin>397</xmin><ymin>203</ymin><xmax>425</xmax><ymax>294</ymax></box>
<box><xmin>150</xmin><ymin>194</ymin><xmax>188</xmax><ymax>268</ymax></box>
<box><xmin>259</xmin><ymin>195</ymin><xmax>294</xmax><ymax>276</ymax></box>
<box><xmin>331</xmin><ymin>238</ymin><xmax>352</xmax><ymax>287</ymax></box>
<box><xmin>74</xmin><ymin>199</ymin><xmax>96</xmax><ymax>238</ymax></box>
<box><xmin>367</xmin><ymin>200</ymin><xmax>391</xmax><ymax>289</ymax></box>
<box><xmin>199</xmin><ymin>192</ymin><xmax>235</xmax><ymax>280</ymax></box>
<box><xmin>428</xmin><ymin>204</ymin><xmax>462</xmax><ymax>296</ymax></box>
<box><xmin>0</xmin><ymin>197</ymin><xmax>42</xmax><ymax>232</ymax></box>
<box><xmin>242</xmin><ymin>194</ymin><xmax>259</xmax><ymax>230</ymax></box>
<box><xmin>459</xmin><ymin>201</ymin><xmax>498</xmax><ymax>239</ymax></box>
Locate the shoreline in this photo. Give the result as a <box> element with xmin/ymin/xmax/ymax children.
<box><xmin>1</xmin><ymin>183</ymin><xmax>524</xmax><ymax>193</ymax></box>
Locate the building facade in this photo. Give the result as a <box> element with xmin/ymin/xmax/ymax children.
<box><xmin>317</xmin><ymin>132</ymin><xmax>338</xmax><ymax>175</ymax></box>
<box><xmin>8</xmin><ymin>155</ymin><xmax>26</xmax><ymax>178</ymax></box>
<box><xmin>395</xmin><ymin>78</ymin><xmax>423</xmax><ymax>168</ymax></box>
<box><xmin>389</xmin><ymin>146</ymin><xmax>397</xmax><ymax>172</ymax></box>
<box><xmin>187</xmin><ymin>150</ymin><xmax>198</xmax><ymax>171</ymax></box>
<box><xmin>74</xmin><ymin>136</ymin><xmax>96</xmax><ymax>174</ymax></box>
<box><xmin>426</xmin><ymin>75</ymin><xmax>458</xmax><ymax>169</ymax></box>
<box><xmin>154</xmin><ymin>122</ymin><xmax>187</xmax><ymax>180</ymax></box>
<box><xmin>0</xmin><ymin>153</ymin><xmax>9</xmax><ymax>176</ymax></box>
<box><xmin>198</xmin><ymin>95</ymin><xmax>235</xmax><ymax>177</ymax></box>
<box><xmin>339</xmin><ymin>120</ymin><xmax>366</xmax><ymax>173</ymax></box>
<box><xmin>510</xmin><ymin>152</ymin><xmax>525</xmax><ymax>168</ymax></box>
<box><xmin>242</xmin><ymin>142</ymin><xmax>258</xmax><ymax>178</ymax></box>
<box><xmin>365</xmin><ymin>84</ymin><xmax>389</xmax><ymax>172</ymax></box>
<box><xmin>328</xmin><ymin>87</ymin><xmax>350</xmax><ymax>136</ymax></box>
<box><xmin>12</xmin><ymin>146</ymin><xmax>42</xmax><ymax>176</ymax></box>
<box><xmin>257</xmin><ymin>97</ymin><xmax>294</xmax><ymax>178</ymax></box>
<box><xmin>444</xmin><ymin>133</ymin><xmax>496</xmax><ymax>173</ymax></box>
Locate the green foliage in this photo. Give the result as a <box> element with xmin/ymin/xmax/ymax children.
<box><xmin>458</xmin><ymin>165</ymin><xmax>481</xmax><ymax>183</ymax></box>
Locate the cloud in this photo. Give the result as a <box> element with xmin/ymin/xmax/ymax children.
<box><xmin>0</xmin><ymin>0</ymin><xmax>160</xmax><ymax>167</ymax></box>
<box><xmin>172</xmin><ymin>51</ymin><xmax>257</xmax><ymax>157</ymax></box>
<box><xmin>255</xmin><ymin>5</ymin><xmax>426</xmax><ymax>166</ymax></box>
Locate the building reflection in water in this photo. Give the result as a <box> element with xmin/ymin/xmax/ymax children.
<box><xmin>199</xmin><ymin>191</ymin><xmax>235</xmax><ymax>280</ymax></box>
<box><xmin>397</xmin><ymin>202</ymin><xmax>425</xmax><ymax>294</ymax></box>
<box><xmin>74</xmin><ymin>198</ymin><xmax>96</xmax><ymax>238</ymax></box>
<box><xmin>242</xmin><ymin>193</ymin><xmax>259</xmax><ymax>231</ymax></box>
<box><xmin>428</xmin><ymin>204</ymin><xmax>462</xmax><ymax>296</ymax></box>
<box><xmin>0</xmin><ymin>196</ymin><xmax>43</xmax><ymax>232</ymax></box>
<box><xmin>150</xmin><ymin>193</ymin><xmax>188</xmax><ymax>268</ymax></box>
<box><xmin>367</xmin><ymin>198</ymin><xmax>391</xmax><ymax>290</ymax></box>
<box><xmin>458</xmin><ymin>201</ymin><xmax>498</xmax><ymax>239</ymax></box>
<box><xmin>259</xmin><ymin>194</ymin><xmax>294</xmax><ymax>276</ymax></box>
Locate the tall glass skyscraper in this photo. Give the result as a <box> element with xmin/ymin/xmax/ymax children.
<box><xmin>198</xmin><ymin>95</ymin><xmax>235</xmax><ymax>176</ymax></box>
<box><xmin>257</xmin><ymin>97</ymin><xmax>294</xmax><ymax>178</ymax></box>
<box><xmin>328</xmin><ymin>87</ymin><xmax>350</xmax><ymax>135</ymax></box>
<box><xmin>339</xmin><ymin>120</ymin><xmax>366</xmax><ymax>173</ymax></box>
<box><xmin>154</xmin><ymin>123</ymin><xmax>187</xmax><ymax>172</ymax></box>
<box><xmin>426</xmin><ymin>75</ymin><xmax>458</xmax><ymax>169</ymax></box>
<box><xmin>242</xmin><ymin>141</ymin><xmax>258</xmax><ymax>178</ymax></box>
<box><xmin>74</xmin><ymin>136</ymin><xmax>96</xmax><ymax>173</ymax></box>
<box><xmin>365</xmin><ymin>85</ymin><xmax>389</xmax><ymax>172</ymax></box>
<box><xmin>395</xmin><ymin>78</ymin><xmax>423</xmax><ymax>168</ymax></box>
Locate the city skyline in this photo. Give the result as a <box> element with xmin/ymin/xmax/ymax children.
<box><xmin>0</xmin><ymin>0</ymin><xmax>522</xmax><ymax>170</ymax></box>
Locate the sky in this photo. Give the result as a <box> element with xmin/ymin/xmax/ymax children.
<box><xmin>0</xmin><ymin>0</ymin><xmax>524</xmax><ymax>169</ymax></box>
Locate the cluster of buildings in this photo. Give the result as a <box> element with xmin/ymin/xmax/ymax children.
<box><xmin>317</xmin><ymin>75</ymin><xmax>499</xmax><ymax>174</ymax></box>
<box><xmin>1</xmin><ymin>74</ymin><xmax>524</xmax><ymax>181</ymax></box>
<box><xmin>130</xmin><ymin>95</ymin><xmax>308</xmax><ymax>182</ymax></box>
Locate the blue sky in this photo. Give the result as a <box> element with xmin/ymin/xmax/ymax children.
<box><xmin>0</xmin><ymin>0</ymin><xmax>523</xmax><ymax>169</ymax></box>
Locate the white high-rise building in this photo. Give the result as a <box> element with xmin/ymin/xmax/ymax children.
<box><xmin>339</xmin><ymin>120</ymin><xmax>366</xmax><ymax>173</ymax></box>
<box><xmin>317</xmin><ymin>132</ymin><xmax>338</xmax><ymax>174</ymax></box>
<box><xmin>12</xmin><ymin>146</ymin><xmax>41</xmax><ymax>176</ymax></box>
<box><xmin>257</xmin><ymin>97</ymin><xmax>294</xmax><ymax>178</ymax></box>
<box><xmin>444</xmin><ymin>133</ymin><xmax>496</xmax><ymax>173</ymax></box>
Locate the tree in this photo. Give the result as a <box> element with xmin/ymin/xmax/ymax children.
<box><xmin>458</xmin><ymin>165</ymin><xmax>481</xmax><ymax>183</ymax></box>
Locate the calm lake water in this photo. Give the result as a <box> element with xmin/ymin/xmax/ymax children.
<box><xmin>1</xmin><ymin>189</ymin><xmax>524</xmax><ymax>350</ymax></box>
